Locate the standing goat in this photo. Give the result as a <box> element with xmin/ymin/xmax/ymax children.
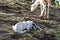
<box><xmin>31</xmin><ymin>0</ymin><xmax>51</xmax><ymax>18</ymax></box>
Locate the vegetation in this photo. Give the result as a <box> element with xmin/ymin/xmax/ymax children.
<box><xmin>0</xmin><ymin>0</ymin><xmax>60</xmax><ymax>40</ymax></box>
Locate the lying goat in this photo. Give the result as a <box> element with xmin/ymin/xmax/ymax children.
<box><xmin>12</xmin><ymin>21</ymin><xmax>42</xmax><ymax>34</ymax></box>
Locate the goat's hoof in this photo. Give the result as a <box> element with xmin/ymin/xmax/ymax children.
<box><xmin>45</xmin><ymin>17</ymin><xmax>49</xmax><ymax>20</ymax></box>
<box><xmin>39</xmin><ymin>15</ymin><xmax>44</xmax><ymax>19</ymax></box>
<box><xmin>39</xmin><ymin>15</ymin><xmax>43</xmax><ymax>17</ymax></box>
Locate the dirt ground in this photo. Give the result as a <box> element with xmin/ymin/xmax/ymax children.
<box><xmin>0</xmin><ymin>6</ymin><xmax>60</xmax><ymax>40</ymax></box>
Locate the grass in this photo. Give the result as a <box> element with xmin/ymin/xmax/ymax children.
<box><xmin>0</xmin><ymin>9</ymin><xmax>60</xmax><ymax>40</ymax></box>
<box><xmin>0</xmin><ymin>1</ymin><xmax>60</xmax><ymax>40</ymax></box>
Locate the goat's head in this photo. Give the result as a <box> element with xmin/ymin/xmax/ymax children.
<box><xmin>31</xmin><ymin>4</ymin><xmax>38</xmax><ymax>12</ymax></box>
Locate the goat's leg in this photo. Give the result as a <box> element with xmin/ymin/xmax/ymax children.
<box><xmin>47</xmin><ymin>5</ymin><xmax>49</xmax><ymax>18</ymax></box>
<box><xmin>44</xmin><ymin>6</ymin><xmax>46</xmax><ymax>17</ymax></box>
<box><xmin>40</xmin><ymin>5</ymin><xmax>43</xmax><ymax>13</ymax></box>
<box><xmin>39</xmin><ymin>5</ymin><xmax>46</xmax><ymax>17</ymax></box>
<box><xmin>40</xmin><ymin>5</ymin><xmax>46</xmax><ymax>17</ymax></box>
<box><xmin>47</xmin><ymin>0</ymin><xmax>50</xmax><ymax>18</ymax></box>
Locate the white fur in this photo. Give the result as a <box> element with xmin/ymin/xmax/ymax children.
<box><xmin>31</xmin><ymin>0</ymin><xmax>50</xmax><ymax>18</ymax></box>
<box><xmin>12</xmin><ymin>21</ymin><xmax>26</xmax><ymax>33</ymax></box>
<box><xmin>12</xmin><ymin>21</ymin><xmax>35</xmax><ymax>33</ymax></box>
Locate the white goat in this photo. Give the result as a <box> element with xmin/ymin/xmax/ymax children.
<box><xmin>12</xmin><ymin>21</ymin><xmax>42</xmax><ymax>34</ymax></box>
<box><xmin>31</xmin><ymin>0</ymin><xmax>50</xmax><ymax>18</ymax></box>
